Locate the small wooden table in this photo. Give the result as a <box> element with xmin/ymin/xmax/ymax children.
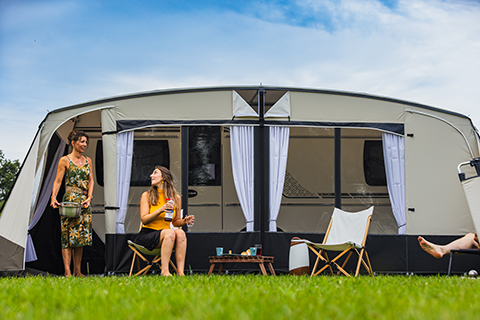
<box><xmin>208</xmin><ymin>255</ymin><xmax>276</xmax><ymax>275</ymax></box>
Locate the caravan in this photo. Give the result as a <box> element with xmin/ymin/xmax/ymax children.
<box><xmin>1</xmin><ymin>86</ymin><xmax>479</xmax><ymax>275</ymax></box>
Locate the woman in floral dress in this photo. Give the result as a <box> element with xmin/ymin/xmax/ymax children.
<box><xmin>51</xmin><ymin>130</ymin><xmax>94</xmax><ymax>277</ymax></box>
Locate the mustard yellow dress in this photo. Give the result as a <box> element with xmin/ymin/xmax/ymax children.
<box><xmin>135</xmin><ymin>188</ymin><xmax>176</xmax><ymax>250</ymax></box>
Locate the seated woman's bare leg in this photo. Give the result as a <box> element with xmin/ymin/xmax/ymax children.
<box><xmin>157</xmin><ymin>229</ymin><xmax>175</xmax><ymax>276</ymax></box>
<box><xmin>418</xmin><ymin>233</ymin><xmax>479</xmax><ymax>259</ymax></box>
<box><xmin>174</xmin><ymin>229</ymin><xmax>187</xmax><ymax>276</ymax></box>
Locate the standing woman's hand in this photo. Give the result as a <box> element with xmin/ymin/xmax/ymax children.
<box><xmin>51</xmin><ymin>196</ymin><xmax>61</xmax><ymax>209</ymax></box>
<box><xmin>81</xmin><ymin>196</ymin><xmax>92</xmax><ymax>208</ymax></box>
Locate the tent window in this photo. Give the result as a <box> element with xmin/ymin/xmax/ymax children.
<box><xmin>188</xmin><ymin>126</ymin><xmax>221</xmax><ymax>186</ymax></box>
<box><xmin>95</xmin><ymin>139</ymin><xmax>170</xmax><ymax>187</ymax></box>
<box><xmin>363</xmin><ymin>140</ymin><xmax>387</xmax><ymax>186</ymax></box>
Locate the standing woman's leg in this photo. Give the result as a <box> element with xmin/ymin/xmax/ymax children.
<box><xmin>72</xmin><ymin>247</ymin><xmax>84</xmax><ymax>277</ymax></box>
<box><xmin>61</xmin><ymin>217</ymin><xmax>73</xmax><ymax>277</ymax></box>
<box><xmin>62</xmin><ymin>248</ymin><xmax>72</xmax><ymax>277</ymax></box>
<box><xmin>158</xmin><ymin>229</ymin><xmax>176</xmax><ymax>276</ymax></box>
<box><xmin>174</xmin><ymin>229</ymin><xmax>187</xmax><ymax>276</ymax></box>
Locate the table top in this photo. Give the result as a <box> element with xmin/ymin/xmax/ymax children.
<box><xmin>209</xmin><ymin>255</ymin><xmax>274</xmax><ymax>262</ymax></box>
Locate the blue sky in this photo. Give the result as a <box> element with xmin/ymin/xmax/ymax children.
<box><xmin>1</xmin><ymin>0</ymin><xmax>480</xmax><ymax>161</ymax></box>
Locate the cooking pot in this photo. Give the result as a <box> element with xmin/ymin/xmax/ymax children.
<box><xmin>59</xmin><ymin>202</ymin><xmax>81</xmax><ymax>217</ymax></box>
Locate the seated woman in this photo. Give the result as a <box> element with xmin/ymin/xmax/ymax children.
<box><xmin>135</xmin><ymin>166</ymin><xmax>195</xmax><ymax>276</ymax></box>
<box><xmin>418</xmin><ymin>233</ymin><xmax>479</xmax><ymax>259</ymax></box>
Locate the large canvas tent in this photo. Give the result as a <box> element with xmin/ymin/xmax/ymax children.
<box><xmin>1</xmin><ymin>86</ymin><xmax>480</xmax><ymax>276</ymax></box>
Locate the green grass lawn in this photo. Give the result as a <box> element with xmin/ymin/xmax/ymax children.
<box><xmin>1</xmin><ymin>274</ymin><xmax>479</xmax><ymax>320</ymax></box>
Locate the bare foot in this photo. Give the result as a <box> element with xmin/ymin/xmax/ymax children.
<box><xmin>74</xmin><ymin>273</ymin><xmax>86</xmax><ymax>277</ymax></box>
<box><xmin>161</xmin><ymin>272</ymin><xmax>173</xmax><ymax>277</ymax></box>
<box><xmin>64</xmin><ymin>273</ymin><xmax>72</xmax><ymax>278</ymax></box>
<box><xmin>418</xmin><ymin>236</ymin><xmax>444</xmax><ymax>259</ymax></box>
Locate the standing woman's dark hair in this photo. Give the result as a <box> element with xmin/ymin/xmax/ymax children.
<box><xmin>68</xmin><ymin>130</ymin><xmax>89</xmax><ymax>146</ymax></box>
<box><xmin>148</xmin><ymin>166</ymin><xmax>181</xmax><ymax>213</ymax></box>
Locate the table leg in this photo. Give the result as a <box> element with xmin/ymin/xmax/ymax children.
<box><xmin>217</xmin><ymin>263</ymin><xmax>225</xmax><ymax>275</ymax></box>
<box><xmin>267</xmin><ymin>263</ymin><xmax>276</xmax><ymax>276</ymax></box>
<box><xmin>208</xmin><ymin>263</ymin><xmax>216</xmax><ymax>275</ymax></box>
<box><xmin>258</xmin><ymin>263</ymin><xmax>268</xmax><ymax>275</ymax></box>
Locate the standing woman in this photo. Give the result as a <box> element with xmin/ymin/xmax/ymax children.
<box><xmin>137</xmin><ymin>166</ymin><xmax>194</xmax><ymax>276</ymax></box>
<box><xmin>51</xmin><ymin>130</ymin><xmax>94</xmax><ymax>277</ymax></box>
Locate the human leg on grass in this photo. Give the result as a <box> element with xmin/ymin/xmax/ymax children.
<box><xmin>174</xmin><ymin>229</ymin><xmax>187</xmax><ymax>276</ymax></box>
<box><xmin>418</xmin><ymin>233</ymin><xmax>479</xmax><ymax>259</ymax></box>
<box><xmin>62</xmin><ymin>248</ymin><xmax>72</xmax><ymax>277</ymax></box>
<box><xmin>157</xmin><ymin>229</ymin><xmax>175</xmax><ymax>276</ymax></box>
<box><xmin>73</xmin><ymin>247</ymin><xmax>84</xmax><ymax>277</ymax></box>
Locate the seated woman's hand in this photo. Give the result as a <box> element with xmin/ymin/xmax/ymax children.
<box><xmin>186</xmin><ymin>215</ymin><xmax>195</xmax><ymax>226</ymax></box>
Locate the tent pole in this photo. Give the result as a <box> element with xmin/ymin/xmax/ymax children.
<box><xmin>254</xmin><ymin>88</ymin><xmax>269</xmax><ymax>251</ymax></box>
<box><xmin>335</xmin><ymin>128</ymin><xmax>341</xmax><ymax>209</ymax></box>
<box><xmin>181</xmin><ymin>126</ymin><xmax>189</xmax><ymax>232</ymax></box>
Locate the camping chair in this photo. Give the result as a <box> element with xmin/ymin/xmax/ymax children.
<box><xmin>295</xmin><ymin>206</ymin><xmax>374</xmax><ymax>277</ymax></box>
<box><xmin>128</xmin><ymin>211</ymin><xmax>182</xmax><ymax>276</ymax></box>
<box><xmin>128</xmin><ymin>239</ymin><xmax>178</xmax><ymax>276</ymax></box>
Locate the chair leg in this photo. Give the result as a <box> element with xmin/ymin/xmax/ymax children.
<box><xmin>323</xmin><ymin>251</ymin><xmax>334</xmax><ymax>275</ymax></box>
<box><xmin>129</xmin><ymin>252</ymin><xmax>137</xmax><ymax>277</ymax></box>
<box><xmin>355</xmin><ymin>249</ymin><xmax>365</xmax><ymax>277</ymax></box>
<box><xmin>448</xmin><ymin>252</ymin><xmax>454</xmax><ymax>276</ymax></box>
<box><xmin>338</xmin><ymin>251</ymin><xmax>353</xmax><ymax>276</ymax></box>
<box><xmin>310</xmin><ymin>248</ymin><xmax>333</xmax><ymax>276</ymax></box>
<box><xmin>361</xmin><ymin>251</ymin><xmax>373</xmax><ymax>276</ymax></box>
<box><xmin>309</xmin><ymin>247</ymin><xmax>321</xmax><ymax>277</ymax></box>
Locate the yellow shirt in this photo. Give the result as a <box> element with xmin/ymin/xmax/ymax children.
<box><xmin>143</xmin><ymin>189</ymin><xmax>176</xmax><ymax>230</ymax></box>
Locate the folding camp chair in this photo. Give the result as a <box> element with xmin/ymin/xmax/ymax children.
<box><xmin>294</xmin><ymin>206</ymin><xmax>374</xmax><ymax>277</ymax></box>
<box><xmin>128</xmin><ymin>211</ymin><xmax>182</xmax><ymax>276</ymax></box>
<box><xmin>128</xmin><ymin>239</ymin><xmax>178</xmax><ymax>276</ymax></box>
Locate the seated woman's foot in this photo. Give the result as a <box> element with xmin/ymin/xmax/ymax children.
<box><xmin>418</xmin><ymin>236</ymin><xmax>443</xmax><ymax>259</ymax></box>
<box><xmin>74</xmin><ymin>273</ymin><xmax>86</xmax><ymax>277</ymax></box>
<box><xmin>161</xmin><ymin>272</ymin><xmax>173</xmax><ymax>277</ymax></box>
<box><xmin>64</xmin><ymin>273</ymin><xmax>72</xmax><ymax>278</ymax></box>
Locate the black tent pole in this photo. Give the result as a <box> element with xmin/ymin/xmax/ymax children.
<box><xmin>334</xmin><ymin>128</ymin><xmax>342</xmax><ymax>209</ymax></box>
<box><xmin>181</xmin><ymin>126</ymin><xmax>189</xmax><ymax>232</ymax></box>
<box><xmin>254</xmin><ymin>88</ymin><xmax>269</xmax><ymax>252</ymax></box>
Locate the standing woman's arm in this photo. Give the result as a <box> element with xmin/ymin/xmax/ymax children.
<box><xmin>51</xmin><ymin>157</ymin><xmax>68</xmax><ymax>208</ymax></box>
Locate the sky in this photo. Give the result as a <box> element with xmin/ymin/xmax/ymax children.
<box><xmin>1</xmin><ymin>0</ymin><xmax>479</xmax><ymax>162</ymax></box>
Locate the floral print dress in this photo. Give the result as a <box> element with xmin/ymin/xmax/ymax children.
<box><xmin>60</xmin><ymin>156</ymin><xmax>93</xmax><ymax>249</ymax></box>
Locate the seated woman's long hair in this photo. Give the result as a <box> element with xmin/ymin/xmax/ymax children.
<box><xmin>147</xmin><ymin>166</ymin><xmax>181</xmax><ymax>213</ymax></box>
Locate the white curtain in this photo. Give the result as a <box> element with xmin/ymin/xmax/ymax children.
<box><xmin>382</xmin><ymin>133</ymin><xmax>406</xmax><ymax>234</ymax></box>
<box><xmin>230</xmin><ymin>126</ymin><xmax>255</xmax><ymax>231</ymax></box>
<box><xmin>269</xmin><ymin>127</ymin><xmax>290</xmax><ymax>232</ymax></box>
<box><xmin>25</xmin><ymin>140</ymin><xmax>66</xmax><ymax>262</ymax></box>
<box><xmin>116</xmin><ymin>131</ymin><xmax>134</xmax><ymax>233</ymax></box>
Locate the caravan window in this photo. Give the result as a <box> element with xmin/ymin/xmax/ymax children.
<box><xmin>131</xmin><ymin>140</ymin><xmax>170</xmax><ymax>186</ymax></box>
<box><xmin>363</xmin><ymin>140</ymin><xmax>387</xmax><ymax>186</ymax></box>
<box><xmin>95</xmin><ymin>140</ymin><xmax>170</xmax><ymax>187</ymax></box>
<box><xmin>188</xmin><ymin>126</ymin><xmax>221</xmax><ymax>186</ymax></box>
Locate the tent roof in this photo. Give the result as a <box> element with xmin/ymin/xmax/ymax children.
<box><xmin>43</xmin><ymin>85</ymin><xmax>471</xmax><ymax>122</ymax></box>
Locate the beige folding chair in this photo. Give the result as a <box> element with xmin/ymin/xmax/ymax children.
<box><xmin>128</xmin><ymin>211</ymin><xmax>183</xmax><ymax>276</ymax></box>
<box><xmin>294</xmin><ymin>206</ymin><xmax>374</xmax><ymax>277</ymax></box>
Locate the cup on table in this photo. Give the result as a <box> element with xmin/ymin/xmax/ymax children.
<box><xmin>216</xmin><ymin>247</ymin><xmax>223</xmax><ymax>256</ymax></box>
<box><xmin>250</xmin><ymin>247</ymin><xmax>257</xmax><ymax>256</ymax></box>
<box><xmin>255</xmin><ymin>244</ymin><xmax>262</xmax><ymax>256</ymax></box>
